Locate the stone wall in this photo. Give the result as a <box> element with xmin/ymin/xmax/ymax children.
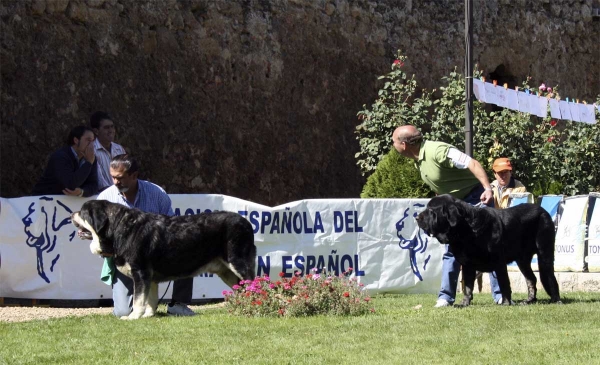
<box><xmin>1</xmin><ymin>0</ymin><xmax>598</xmax><ymax>205</ymax></box>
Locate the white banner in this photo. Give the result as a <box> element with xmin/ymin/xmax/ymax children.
<box><xmin>554</xmin><ymin>195</ymin><xmax>588</xmax><ymax>272</ymax></box>
<box><xmin>587</xmin><ymin>195</ymin><xmax>600</xmax><ymax>272</ymax></box>
<box><xmin>0</xmin><ymin>195</ymin><xmax>444</xmax><ymax>299</ymax></box>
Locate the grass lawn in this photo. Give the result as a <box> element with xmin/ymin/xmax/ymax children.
<box><xmin>1</xmin><ymin>292</ymin><xmax>599</xmax><ymax>365</ymax></box>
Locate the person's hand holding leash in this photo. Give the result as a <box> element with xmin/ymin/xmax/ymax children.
<box><xmin>480</xmin><ymin>188</ymin><xmax>493</xmax><ymax>205</ymax></box>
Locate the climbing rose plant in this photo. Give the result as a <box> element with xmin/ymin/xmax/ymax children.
<box><xmin>223</xmin><ymin>269</ymin><xmax>374</xmax><ymax>317</ymax></box>
<box><xmin>356</xmin><ymin>51</ymin><xmax>600</xmax><ymax>197</ymax></box>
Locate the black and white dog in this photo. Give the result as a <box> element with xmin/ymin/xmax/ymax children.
<box><xmin>71</xmin><ymin>200</ymin><xmax>256</xmax><ymax>319</ymax></box>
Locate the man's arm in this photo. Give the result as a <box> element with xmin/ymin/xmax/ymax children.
<box><xmin>80</xmin><ymin>159</ymin><xmax>99</xmax><ymax>197</ymax></box>
<box><xmin>161</xmin><ymin>194</ymin><xmax>175</xmax><ymax>217</ymax></box>
<box><xmin>50</xmin><ymin>150</ymin><xmax>95</xmax><ymax>191</ymax></box>
<box><xmin>467</xmin><ymin>158</ymin><xmax>493</xmax><ymax>204</ymax></box>
<box><xmin>155</xmin><ymin>188</ymin><xmax>174</xmax><ymax>216</ymax></box>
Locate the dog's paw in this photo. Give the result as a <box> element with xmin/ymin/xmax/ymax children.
<box><xmin>142</xmin><ymin>310</ymin><xmax>155</xmax><ymax>318</ymax></box>
<box><xmin>121</xmin><ymin>313</ymin><xmax>143</xmax><ymax>320</ymax></box>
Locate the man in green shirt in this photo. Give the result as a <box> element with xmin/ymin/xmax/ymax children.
<box><xmin>392</xmin><ymin>125</ymin><xmax>502</xmax><ymax>307</ymax></box>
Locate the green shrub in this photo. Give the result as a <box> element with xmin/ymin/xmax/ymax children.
<box><xmin>531</xmin><ymin>180</ymin><xmax>564</xmax><ymax>197</ymax></box>
<box><xmin>361</xmin><ymin>149</ymin><xmax>433</xmax><ymax>198</ymax></box>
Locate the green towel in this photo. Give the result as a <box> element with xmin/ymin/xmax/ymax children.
<box><xmin>100</xmin><ymin>257</ymin><xmax>116</xmax><ymax>285</ymax></box>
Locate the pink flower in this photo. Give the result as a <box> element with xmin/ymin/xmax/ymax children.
<box><xmin>343</xmin><ymin>292</ymin><xmax>350</xmax><ymax>297</ymax></box>
<box><xmin>278</xmin><ymin>272</ymin><xmax>285</xmax><ymax>277</ymax></box>
<box><xmin>550</xmin><ymin>120</ymin><xmax>557</xmax><ymax>127</ymax></box>
<box><xmin>269</xmin><ymin>283</ymin><xmax>276</xmax><ymax>289</ymax></box>
<box><xmin>547</xmin><ymin>87</ymin><xmax>552</xmax><ymax>93</ymax></box>
<box><xmin>232</xmin><ymin>284</ymin><xmax>241</xmax><ymax>290</ymax></box>
<box><xmin>392</xmin><ymin>59</ymin><xmax>404</xmax><ymax>68</ymax></box>
<box><xmin>539</xmin><ymin>83</ymin><xmax>546</xmax><ymax>91</ymax></box>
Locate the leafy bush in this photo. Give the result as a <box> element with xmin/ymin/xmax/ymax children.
<box><xmin>223</xmin><ymin>269</ymin><xmax>374</xmax><ymax>317</ymax></box>
<box><xmin>361</xmin><ymin>149</ymin><xmax>433</xmax><ymax>198</ymax></box>
<box><xmin>356</xmin><ymin>51</ymin><xmax>600</xmax><ymax>197</ymax></box>
<box><xmin>355</xmin><ymin>51</ymin><xmax>432</xmax><ymax>175</ymax></box>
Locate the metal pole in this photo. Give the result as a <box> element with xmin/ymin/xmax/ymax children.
<box><xmin>465</xmin><ymin>0</ymin><xmax>473</xmax><ymax>157</ymax></box>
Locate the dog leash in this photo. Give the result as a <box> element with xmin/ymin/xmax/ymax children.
<box><xmin>159</xmin><ymin>281</ymin><xmax>172</xmax><ymax>304</ymax></box>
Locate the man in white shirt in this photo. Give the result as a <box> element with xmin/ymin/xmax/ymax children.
<box><xmin>90</xmin><ymin>111</ymin><xmax>126</xmax><ymax>192</ymax></box>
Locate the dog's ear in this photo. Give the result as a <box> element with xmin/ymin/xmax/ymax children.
<box><xmin>93</xmin><ymin>209</ymin><xmax>109</xmax><ymax>235</ymax></box>
<box><xmin>82</xmin><ymin>201</ymin><xmax>109</xmax><ymax>236</ymax></box>
<box><xmin>446</xmin><ymin>204</ymin><xmax>461</xmax><ymax>227</ymax></box>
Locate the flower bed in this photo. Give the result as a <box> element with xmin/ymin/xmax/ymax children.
<box><xmin>223</xmin><ymin>269</ymin><xmax>375</xmax><ymax>317</ymax></box>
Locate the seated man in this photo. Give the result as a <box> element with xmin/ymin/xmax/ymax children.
<box><xmin>490</xmin><ymin>157</ymin><xmax>527</xmax><ymax>209</ymax></box>
<box><xmin>32</xmin><ymin>125</ymin><xmax>98</xmax><ymax>197</ymax></box>
<box><xmin>90</xmin><ymin>111</ymin><xmax>126</xmax><ymax>192</ymax></box>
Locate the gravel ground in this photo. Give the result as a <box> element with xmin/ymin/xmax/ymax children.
<box><xmin>0</xmin><ymin>302</ymin><xmax>225</xmax><ymax>323</ymax></box>
<box><xmin>0</xmin><ymin>306</ymin><xmax>114</xmax><ymax>323</ymax></box>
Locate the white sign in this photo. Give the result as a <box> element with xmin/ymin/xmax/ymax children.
<box><xmin>517</xmin><ymin>91</ymin><xmax>531</xmax><ymax>113</ymax></box>
<box><xmin>587</xmin><ymin>195</ymin><xmax>600</xmax><ymax>272</ymax></box>
<box><xmin>579</xmin><ymin>104</ymin><xmax>597</xmax><ymax>124</ymax></box>
<box><xmin>569</xmin><ymin>102</ymin><xmax>581</xmax><ymax>122</ymax></box>
<box><xmin>559</xmin><ymin>100</ymin><xmax>572</xmax><ymax>121</ymax></box>
<box><xmin>506</xmin><ymin>89</ymin><xmax>519</xmax><ymax>111</ymax></box>
<box><xmin>473</xmin><ymin>79</ymin><xmax>487</xmax><ymax>103</ymax></box>
<box><xmin>549</xmin><ymin>99</ymin><xmax>562</xmax><ymax>119</ymax></box>
<box><xmin>536</xmin><ymin>96</ymin><xmax>548</xmax><ymax>118</ymax></box>
<box><xmin>0</xmin><ymin>195</ymin><xmax>444</xmax><ymax>299</ymax></box>
<box><xmin>554</xmin><ymin>195</ymin><xmax>588</xmax><ymax>272</ymax></box>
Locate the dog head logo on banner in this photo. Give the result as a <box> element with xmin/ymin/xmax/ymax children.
<box><xmin>21</xmin><ymin>197</ymin><xmax>75</xmax><ymax>283</ymax></box>
<box><xmin>396</xmin><ymin>202</ymin><xmax>431</xmax><ymax>281</ymax></box>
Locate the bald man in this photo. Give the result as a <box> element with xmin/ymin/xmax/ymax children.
<box><xmin>392</xmin><ymin>125</ymin><xmax>504</xmax><ymax>306</ymax></box>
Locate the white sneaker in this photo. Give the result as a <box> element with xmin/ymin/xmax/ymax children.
<box><xmin>496</xmin><ymin>298</ymin><xmax>516</xmax><ymax>305</ymax></box>
<box><xmin>434</xmin><ymin>299</ymin><xmax>452</xmax><ymax>308</ymax></box>
<box><xmin>167</xmin><ymin>303</ymin><xmax>196</xmax><ymax>316</ymax></box>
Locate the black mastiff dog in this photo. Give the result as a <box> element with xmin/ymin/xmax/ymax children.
<box><xmin>416</xmin><ymin>194</ymin><xmax>561</xmax><ymax>307</ymax></box>
<box><xmin>71</xmin><ymin>200</ymin><xmax>256</xmax><ymax>319</ymax></box>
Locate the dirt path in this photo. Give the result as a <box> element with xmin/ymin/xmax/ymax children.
<box><xmin>0</xmin><ymin>303</ymin><xmax>225</xmax><ymax>323</ymax></box>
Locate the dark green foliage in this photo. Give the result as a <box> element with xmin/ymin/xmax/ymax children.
<box><xmin>361</xmin><ymin>149</ymin><xmax>433</xmax><ymax>198</ymax></box>
<box><xmin>531</xmin><ymin>180</ymin><xmax>564</xmax><ymax>197</ymax></box>
<box><xmin>357</xmin><ymin>51</ymin><xmax>600</xmax><ymax>197</ymax></box>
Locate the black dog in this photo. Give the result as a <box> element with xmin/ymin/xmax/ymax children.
<box><xmin>416</xmin><ymin>194</ymin><xmax>561</xmax><ymax>306</ymax></box>
<box><xmin>71</xmin><ymin>200</ymin><xmax>256</xmax><ymax>319</ymax></box>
